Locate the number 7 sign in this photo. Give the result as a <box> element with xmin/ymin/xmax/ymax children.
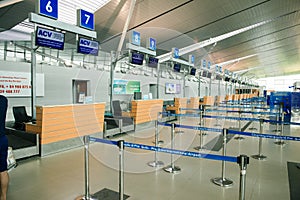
<box><xmin>77</xmin><ymin>9</ymin><xmax>95</xmax><ymax>30</ymax></box>
<box><xmin>36</xmin><ymin>0</ymin><xmax>58</xmax><ymax>19</ymax></box>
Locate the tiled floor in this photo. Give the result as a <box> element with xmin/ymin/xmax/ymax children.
<box><xmin>7</xmin><ymin>111</ymin><xmax>300</xmax><ymax>200</ymax></box>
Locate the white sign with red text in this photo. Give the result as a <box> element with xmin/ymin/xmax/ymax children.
<box><xmin>0</xmin><ymin>71</ymin><xmax>44</xmax><ymax>97</ymax></box>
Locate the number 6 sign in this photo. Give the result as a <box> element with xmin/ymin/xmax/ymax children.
<box><xmin>77</xmin><ymin>9</ymin><xmax>95</xmax><ymax>30</ymax></box>
<box><xmin>37</xmin><ymin>0</ymin><xmax>58</xmax><ymax>19</ymax></box>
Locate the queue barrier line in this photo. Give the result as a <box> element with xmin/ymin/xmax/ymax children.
<box><xmin>160</xmin><ymin>112</ymin><xmax>300</xmax><ymax>126</ymax></box>
<box><xmin>157</xmin><ymin>121</ymin><xmax>222</xmax><ymax>133</ymax></box>
<box><xmin>205</xmin><ymin>109</ymin><xmax>279</xmax><ymax>116</ymax></box>
<box><xmin>227</xmin><ymin>129</ymin><xmax>300</xmax><ymax>142</ymax></box>
<box><xmin>123</xmin><ymin>141</ymin><xmax>238</xmax><ymax>163</ymax></box>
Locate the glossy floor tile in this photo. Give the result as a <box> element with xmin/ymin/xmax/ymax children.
<box><xmin>7</xmin><ymin>113</ymin><xmax>300</xmax><ymax>200</ymax></box>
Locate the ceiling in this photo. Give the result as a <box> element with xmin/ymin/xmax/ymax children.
<box><xmin>0</xmin><ymin>0</ymin><xmax>300</xmax><ymax>79</ymax></box>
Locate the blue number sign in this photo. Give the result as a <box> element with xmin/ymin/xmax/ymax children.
<box><xmin>77</xmin><ymin>9</ymin><xmax>95</xmax><ymax>30</ymax></box>
<box><xmin>37</xmin><ymin>0</ymin><xmax>58</xmax><ymax>19</ymax></box>
<box><xmin>172</xmin><ymin>48</ymin><xmax>179</xmax><ymax>58</ymax></box>
<box><xmin>130</xmin><ymin>31</ymin><xmax>141</xmax><ymax>46</ymax></box>
<box><xmin>148</xmin><ymin>37</ymin><xmax>156</xmax><ymax>51</ymax></box>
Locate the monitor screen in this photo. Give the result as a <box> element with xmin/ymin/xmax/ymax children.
<box><xmin>130</xmin><ymin>52</ymin><xmax>144</xmax><ymax>65</ymax></box>
<box><xmin>216</xmin><ymin>75</ymin><xmax>222</xmax><ymax>81</ymax></box>
<box><xmin>202</xmin><ymin>71</ymin><xmax>207</xmax><ymax>77</ymax></box>
<box><xmin>147</xmin><ymin>56</ymin><xmax>158</xmax><ymax>68</ymax></box>
<box><xmin>35</xmin><ymin>26</ymin><xmax>65</xmax><ymax>50</ymax></box>
<box><xmin>207</xmin><ymin>72</ymin><xmax>212</xmax><ymax>79</ymax></box>
<box><xmin>173</xmin><ymin>63</ymin><xmax>181</xmax><ymax>72</ymax></box>
<box><xmin>225</xmin><ymin>77</ymin><xmax>230</xmax><ymax>82</ymax></box>
<box><xmin>77</xmin><ymin>37</ymin><xmax>99</xmax><ymax>56</ymax></box>
<box><xmin>190</xmin><ymin>68</ymin><xmax>196</xmax><ymax>76</ymax></box>
<box><xmin>165</xmin><ymin>83</ymin><xmax>181</xmax><ymax>94</ymax></box>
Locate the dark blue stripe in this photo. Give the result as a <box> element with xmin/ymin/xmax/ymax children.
<box><xmin>89</xmin><ymin>137</ymin><xmax>118</xmax><ymax>146</ymax></box>
<box><xmin>227</xmin><ymin>130</ymin><xmax>300</xmax><ymax>141</ymax></box>
<box><xmin>124</xmin><ymin>142</ymin><xmax>237</xmax><ymax>163</ymax></box>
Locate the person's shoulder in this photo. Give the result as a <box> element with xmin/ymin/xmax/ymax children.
<box><xmin>0</xmin><ymin>95</ymin><xmax>7</xmax><ymax>103</ymax></box>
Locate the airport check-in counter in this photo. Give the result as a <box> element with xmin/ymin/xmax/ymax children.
<box><xmin>26</xmin><ymin>103</ymin><xmax>105</xmax><ymax>156</ymax></box>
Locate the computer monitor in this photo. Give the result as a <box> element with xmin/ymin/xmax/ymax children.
<box><xmin>173</xmin><ymin>63</ymin><xmax>181</xmax><ymax>72</ymax></box>
<box><xmin>134</xmin><ymin>91</ymin><xmax>142</xmax><ymax>100</ymax></box>
<box><xmin>147</xmin><ymin>56</ymin><xmax>158</xmax><ymax>68</ymax></box>
<box><xmin>130</xmin><ymin>52</ymin><xmax>144</xmax><ymax>65</ymax></box>
<box><xmin>190</xmin><ymin>68</ymin><xmax>196</xmax><ymax>76</ymax></box>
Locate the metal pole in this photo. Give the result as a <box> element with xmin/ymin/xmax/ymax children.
<box><xmin>212</xmin><ymin>129</ymin><xmax>234</xmax><ymax>187</ymax></box>
<box><xmin>148</xmin><ymin>120</ymin><xmax>164</xmax><ymax>167</ymax></box>
<box><xmin>195</xmin><ymin>106</ymin><xmax>205</xmax><ymax>150</ymax></box>
<box><xmin>238</xmin><ymin>155</ymin><xmax>250</xmax><ymax>200</ymax></box>
<box><xmin>274</xmin><ymin>108</ymin><xmax>285</xmax><ymax>145</ymax></box>
<box><xmin>118</xmin><ymin>140</ymin><xmax>125</xmax><ymax>200</ymax></box>
<box><xmin>176</xmin><ymin>109</ymin><xmax>184</xmax><ymax>134</ymax></box>
<box><xmin>272</xmin><ymin>105</ymin><xmax>280</xmax><ymax>132</ymax></box>
<box><xmin>251</xmin><ymin>118</ymin><xmax>267</xmax><ymax>160</ymax></box>
<box><xmin>31</xmin><ymin>30</ymin><xmax>37</xmax><ymax>121</ymax></box>
<box><xmin>202</xmin><ymin>106</ymin><xmax>207</xmax><ymax>136</ymax></box>
<box><xmin>80</xmin><ymin>136</ymin><xmax>96</xmax><ymax>200</ymax></box>
<box><xmin>163</xmin><ymin>123</ymin><xmax>181</xmax><ymax>174</ymax></box>
<box><xmin>235</xmin><ymin>109</ymin><xmax>245</xmax><ymax>140</ymax></box>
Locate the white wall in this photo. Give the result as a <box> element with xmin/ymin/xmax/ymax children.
<box><xmin>258</xmin><ymin>74</ymin><xmax>300</xmax><ymax>92</ymax></box>
<box><xmin>1</xmin><ymin>60</ymin><xmax>232</xmax><ymax>120</ymax></box>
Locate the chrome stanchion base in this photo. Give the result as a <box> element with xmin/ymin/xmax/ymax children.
<box><xmin>251</xmin><ymin>154</ymin><xmax>267</xmax><ymax>160</ymax></box>
<box><xmin>272</xmin><ymin>129</ymin><xmax>281</xmax><ymax>133</ymax></box>
<box><xmin>274</xmin><ymin>140</ymin><xmax>286</xmax><ymax>145</ymax></box>
<box><xmin>152</xmin><ymin>140</ymin><xmax>164</xmax><ymax>145</ymax></box>
<box><xmin>175</xmin><ymin>130</ymin><xmax>184</xmax><ymax>134</ymax></box>
<box><xmin>163</xmin><ymin>165</ymin><xmax>181</xmax><ymax>174</ymax></box>
<box><xmin>211</xmin><ymin>177</ymin><xmax>234</xmax><ymax>187</ymax></box>
<box><xmin>234</xmin><ymin>136</ymin><xmax>245</xmax><ymax>140</ymax></box>
<box><xmin>148</xmin><ymin>161</ymin><xmax>164</xmax><ymax>168</ymax></box>
<box><xmin>194</xmin><ymin>146</ymin><xmax>206</xmax><ymax>151</ymax></box>
<box><xmin>78</xmin><ymin>195</ymin><xmax>97</xmax><ymax>200</ymax></box>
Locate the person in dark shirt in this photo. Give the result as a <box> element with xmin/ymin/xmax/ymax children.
<box><xmin>0</xmin><ymin>95</ymin><xmax>9</xmax><ymax>200</ymax></box>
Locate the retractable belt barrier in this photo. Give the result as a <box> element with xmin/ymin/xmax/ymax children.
<box><xmin>160</xmin><ymin>112</ymin><xmax>300</xmax><ymax>126</ymax></box>
<box><xmin>158</xmin><ymin>121</ymin><xmax>222</xmax><ymax>133</ymax></box>
<box><xmin>81</xmin><ymin>134</ymin><xmax>250</xmax><ymax>200</ymax></box>
<box><xmin>205</xmin><ymin>109</ymin><xmax>279</xmax><ymax>116</ymax></box>
<box><xmin>228</xmin><ymin>129</ymin><xmax>300</xmax><ymax>142</ymax></box>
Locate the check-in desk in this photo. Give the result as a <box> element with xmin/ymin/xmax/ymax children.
<box><xmin>26</xmin><ymin>103</ymin><xmax>105</xmax><ymax>156</ymax></box>
<box><xmin>199</xmin><ymin>96</ymin><xmax>214</xmax><ymax>106</ymax></box>
<box><xmin>166</xmin><ymin>98</ymin><xmax>188</xmax><ymax>114</ymax></box>
<box><xmin>187</xmin><ymin>97</ymin><xmax>200</xmax><ymax>111</ymax></box>
<box><xmin>130</xmin><ymin>99</ymin><xmax>163</xmax><ymax>127</ymax></box>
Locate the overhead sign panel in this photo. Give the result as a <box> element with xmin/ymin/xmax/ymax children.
<box><xmin>147</xmin><ymin>37</ymin><xmax>156</xmax><ymax>51</ymax></box>
<box><xmin>77</xmin><ymin>37</ymin><xmax>99</xmax><ymax>56</ymax></box>
<box><xmin>129</xmin><ymin>30</ymin><xmax>141</xmax><ymax>46</ymax></box>
<box><xmin>77</xmin><ymin>9</ymin><xmax>95</xmax><ymax>30</ymax></box>
<box><xmin>172</xmin><ymin>48</ymin><xmax>179</xmax><ymax>58</ymax></box>
<box><xmin>35</xmin><ymin>26</ymin><xmax>65</xmax><ymax>50</ymax></box>
<box><xmin>37</xmin><ymin>0</ymin><xmax>58</xmax><ymax>19</ymax></box>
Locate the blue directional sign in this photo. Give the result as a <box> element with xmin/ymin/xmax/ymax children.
<box><xmin>77</xmin><ymin>9</ymin><xmax>95</xmax><ymax>30</ymax></box>
<box><xmin>189</xmin><ymin>55</ymin><xmax>195</xmax><ymax>64</ymax></box>
<box><xmin>202</xmin><ymin>59</ymin><xmax>206</xmax><ymax>68</ymax></box>
<box><xmin>37</xmin><ymin>0</ymin><xmax>58</xmax><ymax>19</ymax></box>
<box><xmin>219</xmin><ymin>66</ymin><xmax>222</xmax><ymax>73</ymax></box>
<box><xmin>77</xmin><ymin>38</ymin><xmax>99</xmax><ymax>56</ymax></box>
<box><xmin>172</xmin><ymin>48</ymin><xmax>179</xmax><ymax>58</ymax></box>
<box><xmin>207</xmin><ymin>61</ymin><xmax>211</xmax><ymax>69</ymax></box>
<box><xmin>215</xmin><ymin>65</ymin><xmax>219</xmax><ymax>72</ymax></box>
<box><xmin>35</xmin><ymin>27</ymin><xmax>65</xmax><ymax>50</ymax></box>
<box><xmin>130</xmin><ymin>31</ymin><xmax>141</xmax><ymax>46</ymax></box>
<box><xmin>147</xmin><ymin>37</ymin><xmax>156</xmax><ymax>51</ymax></box>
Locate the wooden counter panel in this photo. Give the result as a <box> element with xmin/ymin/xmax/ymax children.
<box><xmin>26</xmin><ymin>103</ymin><xmax>105</xmax><ymax>145</ymax></box>
<box><xmin>130</xmin><ymin>100</ymin><xmax>163</xmax><ymax>124</ymax></box>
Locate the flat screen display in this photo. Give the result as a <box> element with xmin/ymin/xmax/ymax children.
<box><xmin>173</xmin><ymin>63</ymin><xmax>181</xmax><ymax>72</ymax></box>
<box><xmin>207</xmin><ymin>72</ymin><xmax>212</xmax><ymax>79</ymax></box>
<box><xmin>147</xmin><ymin>56</ymin><xmax>158</xmax><ymax>68</ymax></box>
<box><xmin>216</xmin><ymin>75</ymin><xmax>222</xmax><ymax>80</ymax></box>
<box><xmin>130</xmin><ymin>52</ymin><xmax>144</xmax><ymax>65</ymax></box>
<box><xmin>202</xmin><ymin>71</ymin><xmax>207</xmax><ymax>77</ymax></box>
<box><xmin>77</xmin><ymin>37</ymin><xmax>99</xmax><ymax>56</ymax></box>
<box><xmin>225</xmin><ymin>77</ymin><xmax>230</xmax><ymax>82</ymax></box>
<box><xmin>35</xmin><ymin>26</ymin><xmax>65</xmax><ymax>50</ymax></box>
<box><xmin>190</xmin><ymin>68</ymin><xmax>196</xmax><ymax>76</ymax></box>
<box><xmin>165</xmin><ymin>83</ymin><xmax>181</xmax><ymax>94</ymax></box>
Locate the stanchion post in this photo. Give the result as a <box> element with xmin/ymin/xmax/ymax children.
<box><xmin>80</xmin><ymin>136</ymin><xmax>96</xmax><ymax>200</ymax></box>
<box><xmin>237</xmin><ymin>155</ymin><xmax>250</xmax><ymax>200</ymax></box>
<box><xmin>212</xmin><ymin>129</ymin><xmax>234</xmax><ymax>187</ymax></box>
<box><xmin>195</xmin><ymin>106</ymin><xmax>205</xmax><ymax>150</ymax></box>
<box><xmin>274</xmin><ymin>108</ymin><xmax>286</xmax><ymax>145</ymax></box>
<box><xmin>202</xmin><ymin>105</ymin><xmax>207</xmax><ymax>136</ymax></box>
<box><xmin>148</xmin><ymin>120</ymin><xmax>164</xmax><ymax>167</ymax></box>
<box><xmin>249</xmin><ymin>102</ymin><xmax>257</xmax><ymax>131</ymax></box>
<box><xmin>118</xmin><ymin>140</ymin><xmax>125</xmax><ymax>200</ymax></box>
<box><xmin>272</xmin><ymin>105</ymin><xmax>280</xmax><ymax>132</ymax></box>
<box><xmin>163</xmin><ymin>123</ymin><xmax>181</xmax><ymax>174</ymax></box>
<box><xmin>235</xmin><ymin>109</ymin><xmax>245</xmax><ymax>140</ymax></box>
<box><xmin>176</xmin><ymin>109</ymin><xmax>184</xmax><ymax>134</ymax></box>
<box><xmin>251</xmin><ymin>118</ymin><xmax>267</xmax><ymax>160</ymax></box>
